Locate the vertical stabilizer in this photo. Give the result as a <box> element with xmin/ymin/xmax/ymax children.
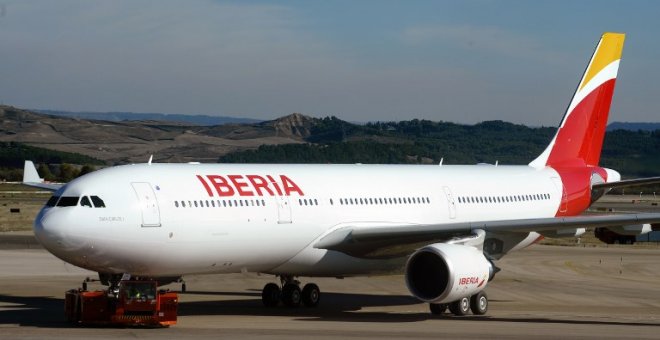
<box><xmin>23</xmin><ymin>160</ymin><xmax>43</xmax><ymax>183</ymax></box>
<box><xmin>530</xmin><ymin>33</ymin><xmax>625</xmax><ymax>169</ymax></box>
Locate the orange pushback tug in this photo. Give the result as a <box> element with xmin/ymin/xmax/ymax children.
<box><xmin>65</xmin><ymin>279</ymin><xmax>178</xmax><ymax>327</ymax></box>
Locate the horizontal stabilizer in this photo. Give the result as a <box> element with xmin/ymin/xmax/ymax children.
<box><xmin>593</xmin><ymin>176</ymin><xmax>660</xmax><ymax>191</ymax></box>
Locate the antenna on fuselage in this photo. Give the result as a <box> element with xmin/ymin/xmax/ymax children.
<box><xmin>439</xmin><ymin>158</ymin><xmax>444</xmax><ymax>166</ymax></box>
<box><xmin>148</xmin><ymin>155</ymin><xmax>153</xmax><ymax>165</ymax></box>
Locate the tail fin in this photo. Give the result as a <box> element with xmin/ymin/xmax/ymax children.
<box><xmin>23</xmin><ymin>160</ymin><xmax>43</xmax><ymax>183</ymax></box>
<box><xmin>530</xmin><ymin>32</ymin><xmax>625</xmax><ymax>169</ymax></box>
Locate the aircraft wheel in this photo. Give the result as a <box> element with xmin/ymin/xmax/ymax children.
<box><xmin>302</xmin><ymin>283</ymin><xmax>320</xmax><ymax>307</ymax></box>
<box><xmin>470</xmin><ymin>291</ymin><xmax>488</xmax><ymax>315</ymax></box>
<box><xmin>429</xmin><ymin>303</ymin><xmax>447</xmax><ymax>315</ymax></box>
<box><xmin>448</xmin><ymin>297</ymin><xmax>470</xmax><ymax>316</ymax></box>
<box><xmin>262</xmin><ymin>283</ymin><xmax>281</xmax><ymax>307</ymax></box>
<box><xmin>282</xmin><ymin>283</ymin><xmax>302</xmax><ymax>307</ymax></box>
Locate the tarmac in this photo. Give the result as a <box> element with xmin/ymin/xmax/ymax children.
<box><xmin>1</xmin><ymin>233</ymin><xmax>660</xmax><ymax>339</ymax></box>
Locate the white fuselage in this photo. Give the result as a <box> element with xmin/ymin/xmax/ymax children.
<box><xmin>34</xmin><ymin>163</ymin><xmax>562</xmax><ymax>277</ymax></box>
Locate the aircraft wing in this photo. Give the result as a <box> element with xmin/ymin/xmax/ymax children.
<box><xmin>22</xmin><ymin>161</ymin><xmax>63</xmax><ymax>191</ymax></box>
<box><xmin>314</xmin><ymin>213</ymin><xmax>660</xmax><ymax>258</ymax></box>
<box><xmin>593</xmin><ymin>176</ymin><xmax>660</xmax><ymax>191</ymax></box>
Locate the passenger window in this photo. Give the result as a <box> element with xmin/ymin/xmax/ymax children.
<box><xmin>80</xmin><ymin>196</ymin><xmax>92</xmax><ymax>208</ymax></box>
<box><xmin>91</xmin><ymin>196</ymin><xmax>105</xmax><ymax>208</ymax></box>
<box><xmin>57</xmin><ymin>196</ymin><xmax>79</xmax><ymax>207</ymax></box>
<box><xmin>175</xmin><ymin>201</ymin><xmax>179</xmax><ymax>208</ymax></box>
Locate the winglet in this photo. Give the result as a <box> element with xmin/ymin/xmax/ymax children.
<box><xmin>23</xmin><ymin>161</ymin><xmax>44</xmax><ymax>183</ymax></box>
<box><xmin>530</xmin><ymin>32</ymin><xmax>625</xmax><ymax>169</ymax></box>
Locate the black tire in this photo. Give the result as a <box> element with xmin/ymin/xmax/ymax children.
<box><xmin>448</xmin><ymin>297</ymin><xmax>470</xmax><ymax>316</ymax></box>
<box><xmin>302</xmin><ymin>283</ymin><xmax>320</xmax><ymax>307</ymax></box>
<box><xmin>282</xmin><ymin>283</ymin><xmax>302</xmax><ymax>307</ymax></box>
<box><xmin>470</xmin><ymin>292</ymin><xmax>488</xmax><ymax>315</ymax></box>
<box><xmin>429</xmin><ymin>303</ymin><xmax>447</xmax><ymax>315</ymax></box>
<box><xmin>262</xmin><ymin>283</ymin><xmax>280</xmax><ymax>307</ymax></box>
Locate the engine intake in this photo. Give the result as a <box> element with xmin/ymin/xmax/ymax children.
<box><xmin>405</xmin><ymin>243</ymin><xmax>492</xmax><ymax>304</ymax></box>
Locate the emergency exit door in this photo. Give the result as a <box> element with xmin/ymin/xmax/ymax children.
<box><xmin>131</xmin><ymin>182</ymin><xmax>161</xmax><ymax>227</ymax></box>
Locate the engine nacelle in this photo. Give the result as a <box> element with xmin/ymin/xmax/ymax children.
<box><xmin>606</xmin><ymin>224</ymin><xmax>652</xmax><ymax>236</ymax></box>
<box><xmin>594</xmin><ymin>224</ymin><xmax>651</xmax><ymax>244</ymax></box>
<box><xmin>405</xmin><ymin>243</ymin><xmax>492</xmax><ymax>304</ymax></box>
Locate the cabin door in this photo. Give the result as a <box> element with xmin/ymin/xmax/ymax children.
<box><xmin>443</xmin><ymin>186</ymin><xmax>457</xmax><ymax>219</ymax></box>
<box><xmin>277</xmin><ymin>196</ymin><xmax>292</xmax><ymax>224</ymax></box>
<box><xmin>131</xmin><ymin>182</ymin><xmax>161</xmax><ymax>227</ymax></box>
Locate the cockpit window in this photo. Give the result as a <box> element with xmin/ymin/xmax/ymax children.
<box><xmin>80</xmin><ymin>196</ymin><xmax>92</xmax><ymax>208</ymax></box>
<box><xmin>57</xmin><ymin>196</ymin><xmax>79</xmax><ymax>207</ymax></box>
<box><xmin>91</xmin><ymin>196</ymin><xmax>106</xmax><ymax>208</ymax></box>
<box><xmin>46</xmin><ymin>196</ymin><xmax>60</xmax><ymax>207</ymax></box>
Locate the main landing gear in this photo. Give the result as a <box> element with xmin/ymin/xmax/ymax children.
<box><xmin>429</xmin><ymin>291</ymin><xmax>488</xmax><ymax>316</ymax></box>
<box><xmin>262</xmin><ymin>276</ymin><xmax>321</xmax><ymax>308</ymax></box>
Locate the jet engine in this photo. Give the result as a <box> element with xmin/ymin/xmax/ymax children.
<box><xmin>595</xmin><ymin>224</ymin><xmax>652</xmax><ymax>244</ymax></box>
<box><xmin>405</xmin><ymin>243</ymin><xmax>493</xmax><ymax>304</ymax></box>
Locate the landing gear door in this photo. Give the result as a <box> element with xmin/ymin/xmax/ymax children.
<box><xmin>277</xmin><ymin>196</ymin><xmax>292</xmax><ymax>224</ymax></box>
<box><xmin>443</xmin><ymin>186</ymin><xmax>457</xmax><ymax>219</ymax></box>
<box><xmin>131</xmin><ymin>182</ymin><xmax>161</xmax><ymax>227</ymax></box>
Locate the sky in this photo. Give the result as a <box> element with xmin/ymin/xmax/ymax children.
<box><xmin>1</xmin><ymin>0</ymin><xmax>659</xmax><ymax>126</ymax></box>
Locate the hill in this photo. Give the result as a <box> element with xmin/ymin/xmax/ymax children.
<box><xmin>0</xmin><ymin>106</ymin><xmax>305</xmax><ymax>164</ymax></box>
<box><xmin>35</xmin><ymin>109</ymin><xmax>261</xmax><ymax>126</ymax></box>
<box><xmin>2</xmin><ymin>105</ymin><xmax>660</xmax><ymax>178</ymax></box>
<box><xmin>607</xmin><ymin>122</ymin><xmax>660</xmax><ymax>131</ymax></box>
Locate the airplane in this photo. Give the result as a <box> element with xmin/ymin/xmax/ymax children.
<box><xmin>23</xmin><ymin>32</ymin><xmax>660</xmax><ymax>316</ymax></box>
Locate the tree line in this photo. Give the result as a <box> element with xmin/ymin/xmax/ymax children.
<box><xmin>220</xmin><ymin>117</ymin><xmax>660</xmax><ymax>179</ymax></box>
<box><xmin>0</xmin><ymin>142</ymin><xmax>103</xmax><ymax>182</ymax></box>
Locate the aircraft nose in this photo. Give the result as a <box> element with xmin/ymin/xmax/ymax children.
<box><xmin>33</xmin><ymin>208</ymin><xmax>68</xmax><ymax>253</ymax></box>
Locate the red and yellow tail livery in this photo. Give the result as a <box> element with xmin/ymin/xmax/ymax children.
<box><xmin>531</xmin><ymin>32</ymin><xmax>625</xmax><ymax>169</ymax></box>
